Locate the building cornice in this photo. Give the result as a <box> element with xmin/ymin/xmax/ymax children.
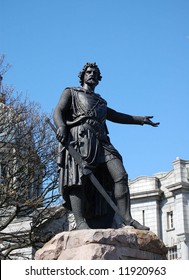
<box><xmin>130</xmin><ymin>189</ymin><xmax>163</xmax><ymax>200</ymax></box>
<box><xmin>166</xmin><ymin>182</ymin><xmax>189</xmax><ymax>193</ymax></box>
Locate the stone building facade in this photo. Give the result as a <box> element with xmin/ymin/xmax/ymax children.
<box><xmin>130</xmin><ymin>157</ymin><xmax>189</xmax><ymax>260</ymax></box>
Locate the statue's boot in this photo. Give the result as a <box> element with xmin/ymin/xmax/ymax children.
<box><xmin>69</xmin><ymin>186</ymin><xmax>91</xmax><ymax>230</ymax></box>
<box><xmin>128</xmin><ymin>219</ymin><xmax>150</xmax><ymax>230</ymax></box>
<box><xmin>76</xmin><ymin>220</ymin><xmax>91</xmax><ymax>230</ymax></box>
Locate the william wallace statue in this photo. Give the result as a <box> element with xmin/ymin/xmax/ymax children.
<box><xmin>53</xmin><ymin>62</ymin><xmax>159</xmax><ymax>230</ymax></box>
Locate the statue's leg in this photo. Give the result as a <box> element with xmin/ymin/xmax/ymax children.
<box><xmin>114</xmin><ymin>174</ymin><xmax>132</xmax><ymax>222</ymax></box>
<box><xmin>69</xmin><ymin>186</ymin><xmax>91</xmax><ymax>230</ymax></box>
<box><xmin>106</xmin><ymin>159</ymin><xmax>150</xmax><ymax>230</ymax></box>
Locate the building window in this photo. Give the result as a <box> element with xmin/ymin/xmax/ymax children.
<box><xmin>167</xmin><ymin>246</ymin><xmax>177</xmax><ymax>260</ymax></box>
<box><xmin>142</xmin><ymin>210</ymin><xmax>145</xmax><ymax>225</ymax></box>
<box><xmin>167</xmin><ymin>211</ymin><xmax>174</xmax><ymax>230</ymax></box>
<box><xmin>187</xmin><ymin>168</ymin><xmax>189</xmax><ymax>181</ymax></box>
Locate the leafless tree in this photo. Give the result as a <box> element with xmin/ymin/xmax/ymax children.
<box><xmin>0</xmin><ymin>56</ymin><xmax>61</xmax><ymax>259</ymax></box>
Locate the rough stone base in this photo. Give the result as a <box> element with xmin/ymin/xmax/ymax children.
<box><xmin>35</xmin><ymin>227</ymin><xmax>167</xmax><ymax>260</ymax></box>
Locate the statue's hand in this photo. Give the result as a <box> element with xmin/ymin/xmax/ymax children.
<box><xmin>143</xmin><ymin>116</ymin><xmax>160</xmax><ymax>127</ymax></box>
<box><xmin>56</xmin><ymin>126</ymin><xmax>67</xmax><ymax>144</ymax></box>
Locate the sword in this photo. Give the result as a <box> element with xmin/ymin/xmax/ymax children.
<box><xmin>46</xmin><ymin>118</ymin><xmax>128</xmax><ymax>226</ymax></box>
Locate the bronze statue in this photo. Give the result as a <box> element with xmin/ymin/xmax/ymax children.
<box><xmin>53</xmin><ymin>62</ymin><xmax>159</xmax><ymax>230</ymax></box>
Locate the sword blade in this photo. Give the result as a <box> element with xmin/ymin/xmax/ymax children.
<box><xmin>88</xmin><ymin>173</ymin><xmax>127</xmax><ymax>225</ymax></box>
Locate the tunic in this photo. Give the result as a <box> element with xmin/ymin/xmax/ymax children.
<box><xmin>53</xmin><ymin>87</ymin><xmax>144</xmax><ymax>219</ymax></box>
<box><xmin>58</xmin><ymin>87</ymin><xmax>122</xmax><ymax>187</ymax></box>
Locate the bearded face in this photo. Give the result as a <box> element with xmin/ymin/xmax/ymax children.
<box><xmin>83</xmin><ymin>67</ymin><xmax>99</xmax><ymax>87</ymax></box>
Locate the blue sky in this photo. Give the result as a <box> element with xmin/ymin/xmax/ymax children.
<box><xmin>1</xmin><ymin>0</ymin><xmax>189</xmax><ymax>179</ymax></box>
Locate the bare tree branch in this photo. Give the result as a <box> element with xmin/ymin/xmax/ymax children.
<box><xmin>0</xmin><ymin>56</ymin><xmax>60</xmax><ymax>259</ymax></box>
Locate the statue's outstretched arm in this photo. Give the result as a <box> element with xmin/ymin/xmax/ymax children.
<box><xmin>107</xmin><ymin>107</ymin><xmax>160</xmax><ymax>127</ymax></box>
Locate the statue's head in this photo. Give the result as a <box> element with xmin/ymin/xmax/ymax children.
<box><xmin>78</xmin><ymin>62</ymin><xmax>102</xmax><ymax>86</ymax></box>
